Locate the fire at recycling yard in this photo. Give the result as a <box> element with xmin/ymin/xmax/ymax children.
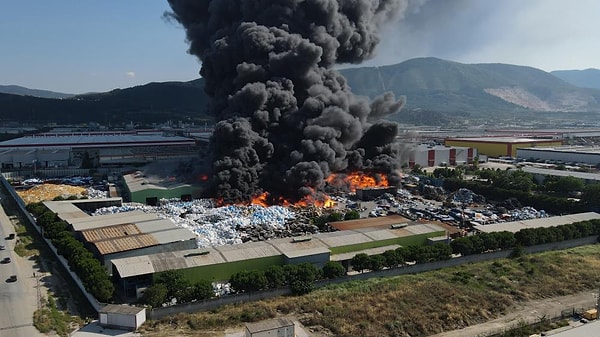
<box><xmin>14</xmin><ymin>173</ymin><xmax>549</xmax><ymax>248</ymax></box>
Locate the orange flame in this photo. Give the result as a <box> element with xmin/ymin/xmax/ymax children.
<box><xmin>247</xmin><ymin>190</ymin><xmax>335</xmax><ymax>208</ymax></box>
<box><xmin>326</xmin><ymin>171</ymin><xmax>389</xmax><ymax>192</ymax></box>
<box><xmin>251</xmin><ymin>192</ymin><xmax>270</xmax><ymax>207</ymax></box>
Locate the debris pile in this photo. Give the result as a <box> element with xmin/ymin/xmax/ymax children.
<box><xmin>450</xmin><ymin>188</ymin><xmax>486</xmax><ymax>204</ymax></box>
<box><xmin>93</xmin><ymin>200</ymin><xmax>314</xmax><ymax>247</ymax></box>
<box><xmin>17</xmin><ymin>184</ymin><xmax>88</xmax><ymax>204</ymax></box>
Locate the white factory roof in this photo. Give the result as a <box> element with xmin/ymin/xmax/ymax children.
<box><xmin>447</xmin><ymin>137</ymin><xmax>554</xmax><ymax>143</ymax></box>
<box><xmin>474</xmin><ymin>212</ymin><xmax>600</xmax><ymax>233</ymax></box>
<box><xmin>0</xmin><ymin>134</ymin><xmax>195</xmax><ymax>149</ymax></box>
<box><xmin>522</xmin><ymin>166</ymin><xmax>600</xmax><ymax>181</ymax></box>
<box><xmin>112</xmin><ymin>248</ymin><xmax>228</xmax><ymax>278</ymax></box>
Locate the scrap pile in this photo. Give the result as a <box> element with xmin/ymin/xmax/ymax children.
<box><xmin>17</xmin><ymin>184</ymin><xmax>88</xmax><ymax>204</ymax></box>
<box><xmin>93</xmin><ymin>199</ymin><xmax>320</xmax><ymax>247</ymax></box>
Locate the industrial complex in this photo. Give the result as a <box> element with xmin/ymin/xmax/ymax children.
<box><xmin>445</xmin><ymin>137</ymin><xmax>562</xmax><ymax>157</ymax></box>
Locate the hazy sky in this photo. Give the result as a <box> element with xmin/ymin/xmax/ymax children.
<box><xmin>2</xmin><ymin>0</ymin><xmax>599</xmax><ymax>94</ymax></box>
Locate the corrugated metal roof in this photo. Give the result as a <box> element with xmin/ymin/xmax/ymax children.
<box><xmin>112</xmin><ymin>248</ymin><xmax>227</xmax><ymax>278</ymax></box>
<box><xmin>474</xmin><ymin>212</ymin><xmax>600</xmax><ymax>233</ymax></box>
<box><xmin>93</xmin><ymin>234</ymin><xmax>159</xmax><ymax>255</ymax></box>
<box><xmin>330</xmin><ymin>244</ymin><xmax>401</xmax><ymax>261</ymax></box>
<box><xmin>317</xmin><ymin>230</ymin><xmax>372</xmax><ymax>248</ymax></box>
<box><xmin>268</xmin><ymin>237</ymin><xmax>330</xmax><ymax>259</ymax></box>
<box><xmin>69</xmin><ymin>211</ymin><xmax>157</xmax><ymax>231</ymax></box>
<box><xmin>0</xmin><ymin>134</ymin><xmax>195</xmax><ymax>148</ymax></box>
<box><xmin>215</xmin><ymin>241</ymin><xmax>281</xmax><ymax>262</ymax></box>
<box><xmin>81</xmin><ymin>224</ymin><xmax>141</xmax><ymax>242</ymax></box>
<box><xmin>329</xmin><ymin>215</ymin><xmax>410</xmax><ymax>230</ymax></box>
<box><xmin>111</xmin><ymin>222</ymin><xmax>445</xmax><ymax>278</ymax></box>
<box><xmin>112</xmin><ymin>255</ymin><xmax>155</xmax><ymax>278</ymax></box>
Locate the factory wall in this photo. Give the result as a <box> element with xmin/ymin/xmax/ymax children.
<box><xmin>445</xmin><ymin>139</ymin><xmax>562</xmax><ymax>157</ymax></box>
<box><xmin>409</xmin><ymin>145</ymin><xmax>476</xmax><ymax>168</ymax></box>
<box><xmin>0</xmin><ymin>149</ymin><xmax>71</xmax><ymax>169</ymax></box>
<box><xmin>160</xmin><ymin>255</ymin><xmax>286</xmax><ymax>283</ymax></box>
<box><xmin>284</xmin><ymin>251</ymin><xmax>330</xmax><ymax>268</ymax></box>
<box><xmin>445</xmin><ymin>140</ymin><xmax>509</xmax><ymax>157</ymax></box>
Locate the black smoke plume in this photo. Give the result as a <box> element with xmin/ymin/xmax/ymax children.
<box><xmin>167</xmin><ymin>0</ymin><xmax>406</xmax><ymax>204</ymax></box>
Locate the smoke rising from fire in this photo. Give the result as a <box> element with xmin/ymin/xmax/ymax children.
<box><xmin>167</xmin><ymin>0</ymin><xmax>407</xmax><ymax>204</ymax></box>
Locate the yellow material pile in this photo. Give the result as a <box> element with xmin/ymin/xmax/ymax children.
<box><xmin>17</xmin><ymin>184</ymin><xmax>88</xmax><ymax>205</ymax></box>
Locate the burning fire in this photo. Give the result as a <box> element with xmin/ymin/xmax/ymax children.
<box><xmin>249</xmin><ymin>191</ymin><xmax>335</xmax><ymax>208</ymax></box>
<box><xmin>326</xmin><ymin>171</ymin><xmax>389</xmax><ymax>192</ymax></box>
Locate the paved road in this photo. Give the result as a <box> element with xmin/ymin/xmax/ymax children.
<box><xmin>0</xmin><ymin>203</ymin><xmax>45</xmax><ymax>337</ymax></box>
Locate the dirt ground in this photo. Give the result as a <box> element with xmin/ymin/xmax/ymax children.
<box><xmin>429</xmin><ymin>291</ymin><xmax>599</xmax><ymax>337</ymax></box>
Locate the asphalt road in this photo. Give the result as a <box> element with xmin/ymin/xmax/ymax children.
<box><xmin>0</xmin><ymin>203</ymin><xmax>44</xmax><ymax>337</ymax></box>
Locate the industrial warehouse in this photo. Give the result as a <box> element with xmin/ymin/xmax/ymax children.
<box><xmin>517</xmin><ymin>145</ymin><xmax>600</xmax><ymax>166</ymax></box>
<box><xmin>0</xmin><ymin>131</ymin><xmax>199</xmax><ymax>169</ymax></box>
<box><xmin>43</xmin><ymin>198</ymin><xmax>198</xmax><ymax>271</ymax></box>
<box><xmin>445</xmin><ymin>136</ymin><xmax>562</xmax><ymax>157</ymax></box>
<box><xmin>111</xmin><ymin>218</ymin><xmax>446</xmax><ymax>298</ymax></box>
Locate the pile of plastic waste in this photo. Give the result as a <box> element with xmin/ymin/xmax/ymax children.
<box><xmin>93</xmin><ymin>199</ymin><xmax>302</xmax><ymax>247</ymax></box>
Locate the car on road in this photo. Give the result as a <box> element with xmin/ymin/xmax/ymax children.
<box><xmin>7</xmin><ymin>233</ymin><xmax>15</xmax><ymax>240</ymax></box>
<box><xmin>7</xmin><ymin>275</ymin><xmax>17</xmax><ymax>282</ymax></box>
<box><xmin>1</xmin><ymin>257</ymin><xmax>10</xmax><ymax>264</ymax></box>
<box><xmin>0</xmin><ymin>245</ymin><xmax>4</xmax><ymax>250</ymax></box>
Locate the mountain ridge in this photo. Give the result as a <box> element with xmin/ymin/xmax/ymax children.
<box><xmin>2</xmin><ymin>58</ymin><xmax>599</xmax><ymax>125</ymax></box>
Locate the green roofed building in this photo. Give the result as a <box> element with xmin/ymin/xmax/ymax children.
<box><xmin>122</xmin><ymin>171</ymin><xmax>201</xmax><ymax>204</ymax></box>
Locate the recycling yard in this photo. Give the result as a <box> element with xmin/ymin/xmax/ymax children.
<box><xmin>9</xmin><ymin>174</ymin><xmax>554</xmax><ymax>249</ymax></box>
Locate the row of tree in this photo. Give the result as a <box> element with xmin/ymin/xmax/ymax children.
<box><xmin>26</xmin><ymin>202</ymin><xmax>114</xmax><ymax>302</ymax></box>
<box><xmin>223</xmin><ymin>220</ymin><xmax>600</xmax><ymax>296</ymax></box>
<box><xmin>141</xmin><ymin>270</ymin><xmax>213</xmax><ymax>308</ymax></box>
<box><xmin>451</xmin><ymin>219</ymin><xmax>600</xmax><ymax>256</ymax></box>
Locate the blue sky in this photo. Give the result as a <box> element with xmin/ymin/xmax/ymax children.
<box><xmin>2</xmin><ymin>1</ymin><xmax>600</xmax><ymax>94</ymax></box>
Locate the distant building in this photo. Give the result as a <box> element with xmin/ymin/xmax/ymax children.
<box><xmin>409</xmin><ymin>144</ymin><xmax>477</xmax><ymax>168</ymax></box>
<box><xmin>121</xmin><ymin>171</ymin><xmax>201</xmax><ymax>204</ymax></box>
<box><xmin>517</xmin><ymin>145</ymin><xmax>600</xmax><ymax>166</ymax></box>
<box><xmin>445</xmin><ymin>137</ymin><xmax>561</xmax><ymax>157</ymax></box>
<box><xmin>0</xmin><ymin>131</ymin><xmax>198</xmax><ymax>169</ymax></box>
<box><xmin>245</xmin><ymin>318</ymin><xmax>295</xmax><ymax>337</ymax></box>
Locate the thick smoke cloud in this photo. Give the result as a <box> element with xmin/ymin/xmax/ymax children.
<box><xmin>167</xmin><ymin>0</ymin><xmax>406</xmax><ymax>204</ymax></box>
